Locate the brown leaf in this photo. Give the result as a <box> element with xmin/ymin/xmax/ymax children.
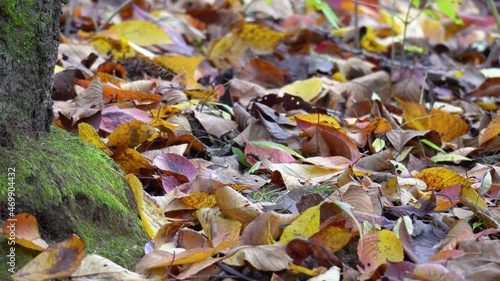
<box><xmin>240</xmin><ymin>58</ymin><xmax>289</xmax><ymax>88</ymax></box>
<box><xmin>224</xmin><ymin>244</ymin><xmax>293</xmax><ymax>271</ymax></box>
<box><xmin>11</xmin><ymin>235</ymin><xmax>86</xmax><ymax>281</ymax></box>
<box><xmin>215</xmin><ymin>186</ymin><xmax>263</xmax><ymax>226</ymax></box>
<box><xmin>446</xmin><ymin>240</ymin><xmax>500</xmax><ymax>281</ymax></box>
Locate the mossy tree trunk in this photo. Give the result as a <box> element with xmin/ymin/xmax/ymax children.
<box><xmin>0</xmin><ymin>1</ymin><xmax>148</xmax><ymax>277</ymax></box>
<box><xmin>0</xmin><ymin>0</ymin><xmax>66</xmax><ymax>145</ymax></box>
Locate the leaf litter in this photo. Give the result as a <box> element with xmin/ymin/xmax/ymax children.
<box><xmin>4</xmin><ymin>0</ymin><xmax>500</xmax><ymax>280</ymax></box>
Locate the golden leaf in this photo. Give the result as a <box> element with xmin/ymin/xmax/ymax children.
<box><xmin>109</xmin><ymin>20</ymin><xmax>172</xmax><ymax>46</ymax></box>
<box><xmin>179</xmin><ymin>192</ymin><xmax>217</xmax><ymax>209</ymax></box>
<box><xmin>78</xmin><ymin>123</ymin><xmax>111</xmax><ymax>156</ymax></box>
<box><xmin>397</xmin><ymin>98</ymin><xmax>468</xmax><ymax>142</ymax></box>
<box><xmin>414</xmin><ymin>167</ymin><xmax>469</xmax><ymax>191</ymax></box>
<box><xmin>107</xmin><ymin>120</ymin><xmax>157</xmax><ymax>148</ymax></box>
<box><xmin>153</xmin><ymin>55</ymin><xmax>204</xmax><ymax>77</ymax></box>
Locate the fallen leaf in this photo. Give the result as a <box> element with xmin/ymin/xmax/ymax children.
<box><xmin>107</xmin><ymin>120</ymin><xmax>157</xmax><ymax>147</ymax></box>
<box><xmin>126</xmin><ymin>174</ymin><xmax>168</xmax><ymax>238</ymax></box>
<box><xmin>109</xmin><ymin>20</ymin><xmax>172</xmax><ymax>46</ymax></box>
<box><xmin>224</xmin><ymin>244</ymin><xmax>292</xmax><ymax>271</ymax></box>
<box><xmin>280</xmin><ymin>205</ymin><xmax>321</xmax><ymax>244</ymax></box>
<box><xmin>414</xmin><ymin>167</ymin><xmax>469</xmax><ymax>191</ymax></box>
<box><xmin>397</xmin><ymin>98</ymin><xmax>468</xmax><ymax>142</ymax></box>
<box><xmin>71</xmin><ymin>254</ymin><xmax>149</xmax><ymax>280</ymax></box>
<box><xmin>358</xmin><ymin>229</ymin><xmax>404</xmax><ymax>280</ymax></box>
<box><xmin>1</xmin><ymin>213</ymin><xmax>48</xmax><ymax>251</ymax></box>
<box><xmin>11</xmin><ymin>235</ymin><xmax>86</xmax><ymax>281</ymax></box>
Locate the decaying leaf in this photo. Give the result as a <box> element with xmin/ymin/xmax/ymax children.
<box><xmin>11</xmin><ymin>235</ymin><xmax>86</xmax><ymax>281</ymax></box>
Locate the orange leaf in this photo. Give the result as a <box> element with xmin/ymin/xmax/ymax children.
<box><xmin>74</xmin><ymin>79</ymin><xmax>161</xmax><ymax>102</ymax></box>
<box><xmin>1</xmin><ymin>213</ymin><xmax>48</xmax><ymax>251</ymax></box>
<box><xmin>479</xmin><ymin>111</ymin><xmax>500</xmax><ymax>148</ymax></box>
<box><xmin>358</xmin><ymin>117</ymin><xmax>393</xmax><ymax>134</ymax></box>
<box><xmin>397</xmin><ymin>98</ymin><xmax>468</xmax><ymax>142</ymax></box>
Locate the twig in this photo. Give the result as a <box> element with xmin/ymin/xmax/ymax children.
<box><xmin>95</xmin><ymin>0</ymin><xmax>134</xmax><ymax>32</ymax></box>
<box><xmin>487</xmin><ymin>0</ymin><xmax>500</xmax><ymax>33</ymax></box>
<box><xmin>354</xmin><ymin>0</ymin><xmax>360</xmax><ymax>49</ymax></box>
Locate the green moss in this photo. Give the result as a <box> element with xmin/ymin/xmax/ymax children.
<box><xmin>0</xmin><ymin>126</ymin><xmax>148</xmax><ymax>279</ymax></box>
<box><xmin>0</xmin><ymin>0</ymin><xmax>38</xmax><ymax>61</ymax></box>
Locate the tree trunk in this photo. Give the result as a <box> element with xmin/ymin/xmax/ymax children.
<box><xmin>0</xmin><ymin>0</ymin><xmax>63</xmax><ymax>146</ymax></box>
<box><xmin>0</xmin><ymin>1</ymin><xmax>149</xmax><ymax>276</ymax></box>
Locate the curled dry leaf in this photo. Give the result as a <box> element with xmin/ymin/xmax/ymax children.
<box><xmin>479</xmin><ymin>111</ymin><xmax>500</xmax><ymax>148</ymax></box>
<box><xmin>240</xmin><ymin>211</ymin><xmax>299</xmax><ymax>246</ymax></box>
<box><xmin>224</xmin><ymin>244</ymin><xmax>293</xmax><ymax>271</ymax></box>
<box><xmin>215</xmin><ymin>185</ymin><xmax>262</xmax><ymax>226</ymax></box>
<box><xmin>126</xmin><ymin>174</ymin><xmax>169</xmax><ymax>239</ymax></box>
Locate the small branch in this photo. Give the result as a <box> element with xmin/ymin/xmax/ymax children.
<box><xmin>487</xmin><ymin>0</ymin><xmax>500</xmax><ymax>33</ymax></box>
<box><xmin>95</xmin><ymin>0</ymin><xmax>134</xmax><ymax>32</ymax></box>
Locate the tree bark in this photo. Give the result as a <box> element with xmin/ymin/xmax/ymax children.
<box><xmin>0</xmin><ymin>0</ymin><xmax>63</xmax><ymax>147</ymax></box>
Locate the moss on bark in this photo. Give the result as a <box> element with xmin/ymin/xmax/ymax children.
<box><xmin>0</xmin><ymin>126</ymin><xmax>148</xmax><ymax>279</ymax></box>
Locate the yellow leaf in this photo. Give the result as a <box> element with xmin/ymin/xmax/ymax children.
<box><xmin>126</xmin><ymin>174</ymin><xmax>168</xmax><ymax>239</ymax></box>
<box><xmin>288</xmin><ymin>263</ymin><xmax>322</xmax><ymax>276</ymax></box>
<box><xmin>107</xmin><ymin>120</ymin><xmax>157</xmax><ymax>148</ymax></box>
<box><xmin>208</xmin><ymin>23</ymin><xmax>288</xmax><ymax>68</ymax></box>
<box><xmin>279</xmin><ymin>205</ymin><xmax>320</xmax><ymax>244</ymax></box>
<box><xmin>460</xmin><ymin>186</ymin><xmax>488</xmax><ymax>208</ymax></box>
<box><xmin>479</xmin><ymin>111</ymin><xmax>500</xmax><ymax>147</ymax></box>
<box><xmin>78</xmin><ymin>123</ymin><xmax>111</xmax><ymax>156</ymax></box>
<box><xmin>310</xmin><ymin>222</ymin><xmax>352</xmax><ymax>252</ymax></box>
<box><xmin>109</xmin><ymin>20</ymin><xmax>172</xmax><ymax>46</ymax></box>
<box><xmin>112</xmin><ymin>145</ymin><xmax>155</xmax><ymax>174</ymax></box>
<box><xmin>150</xmin><ymin>105</ymin><xmax>181</xmax><ymax>119</ymax></box>
<box><xmin>360</xmin><ymin>26</ymin><xmax>385</xmax><ymax>53</ymax></box>
<box><xmin>397</xmin><ymin>98</ymin><xmax>468</xmax><ymax>142</ymax></box>
<box><xmin>153</xmin><ymin>55</ymin><xmax>204</xmax><ymax>77</ymax></box>
<box><xmin>179</xmin><ymin>192</ymin><xmax>217</xmax><ymax>209</ymax></box>
<box><xmin>208</xmin><ymin>33</ymin><xmax>247</xmax><ymax>68</ymax></box>
<box><xmin>280</xmin><ymin>77</ymin><xmax>323</xmax><ymax>102</ymax></box>
<box><xmin>358</xmin><ymin>117</ymin><xmax>393</xmax><ymax>134</ymax></box>
<box><xmin>91</xmin><ymin>36</ymin><xmax>136</xmax><ymax>59</ymax></box>
<box><xmin>294</xmin><ymin>113</ymin><xmax>343</xmax><ymax>131</ymax></box>
<box><xmin>149</xmin><ymin>117</ymin><xmax>178</xmax><ymax>131</ymax></box>
<box><xmin>414</xmin><ymin>167</ymin><xmax>469</xmax><ymax>191</ymax></box>
<box><xmin>238</xmin><ymin>23</ymin><xmax>288</xmax><ymax>52</ymax></box>
<box><xmin>358</xmin><ymin>229</ymin><xmax>403</xmax><ymax>278</ymax></box>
